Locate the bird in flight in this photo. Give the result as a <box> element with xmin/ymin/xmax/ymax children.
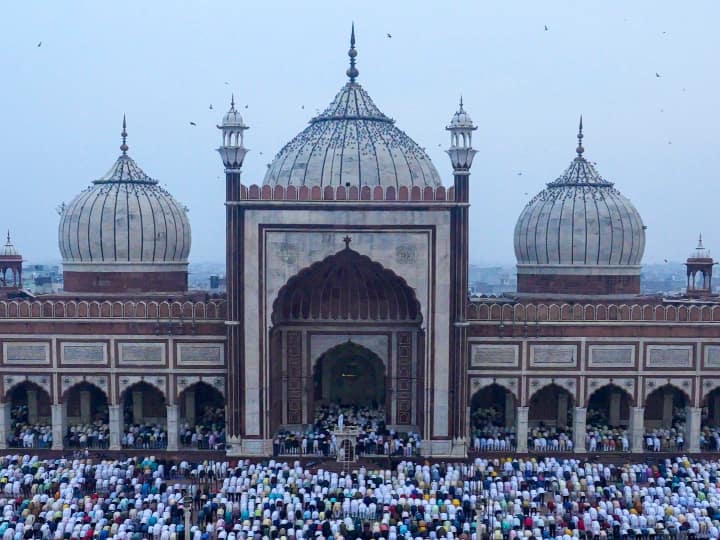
<box><xmin>224</xmin><ymin>82</ymin><xmax>229</xmax><ymax>85</ymax></box>
<box><xmin>386</xmin><ymin>33</ymin><xmax>392</xmax><ymax>38</ymax></box>
<box><xmin>244</xmin><ymin>104</ymin><xmax>248</xmax><ymax>109</ymax></box>
<box><xmin>301</xmin><ymin>105</ymin><xmax>304</xmax><ymax>109</ymax></box>
<box><xmin>517</xmin><ymin>172</ymin><xmax>523</xmax><ymax>176</ymax></box>
<box><xmin>189</xmin><ymin>121</ymin><xmax>197</xmax><ymax>126</ymax></box>
<box><xmin>544</xmin><ymin>25</ymin><xmax>548</xmax><ymax>31</ymax></box>
<box><xmin>37</xmin><ymin>41</ymin><xmax>42</xmax><ymax>47</ymax></box>
<box><xmin>209</xmin><ymin>104</ymin><xmax>213</xmax><ymax>110</ymax></box>
<box><xmin>656</xmin><ymin>72</ymin><xmax>661</xmax><ymax>78</ymax></box>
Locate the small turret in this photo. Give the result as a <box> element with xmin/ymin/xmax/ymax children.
<box><xmin>446</xmin><ymin>97</ymin><xmax>477</xmax><ymax>171</ymax></box>
<box><xmin>217</xmin><ymin>95</ymin><xmax>249</xmax><ymax>171</ymax></box>
<box><xmin>0</xmin><ymin>231</ymin><xmax>23</xmax><ymax>289</ymax></box>
<box><xmin>685</xmin><ymin>234</ymin><xmax>716</xmax><ymax>297</ymax></box>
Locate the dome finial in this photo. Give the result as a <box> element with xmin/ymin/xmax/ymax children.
<box><xmin>698</xmin><ymin>233</ymin><xmax>705</xmax><ymax>250</ymax></box>
<box><xmin>230</xmin><ymin>93</ymin><xmax>235</xmax><ymax>110</ymax></box>
<box><xmin>346</xmin><ymin>22</ymin><xmax>359</xmax><ymax>82</ymax></box>
<box><xmin>576</xmin><ymin>115</ymin><xmax>584</xmax><ymax>156</ymax></box>
<box><xmin>459</xmin><ymin>94</ymin><xmax>464</xmax><ymax>110</ymax></box>
<box><xmin>5</xmin><ymin>230</ymin><xmax>10</xmax><ymax>245</ymax></box>
<box><xmin>120</xmin><ymin>114</ymin><xmax>129</xmax><ymax>155</ymax></box>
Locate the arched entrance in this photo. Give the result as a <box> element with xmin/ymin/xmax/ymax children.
<box><xmin>528</xmin><ymin>384</ymin><xmax>574</xmax><ymax>451</ymax></box>
<box><xmin>64</xmin><ymin>382</ymin><xmax>109</xmax><ymax>449</ymax></box>
<box><xmin>313</xmin><ymin>342</ymin><xmax>385</xmax><ymax>407</ymax></box>
<box><xmin>268</xmin><ymin>245</ymin><xmax>423</xmax><ymax>437</ymax></box>
<box><xmin>179</xmin><ymin>382</ymin><xmax>225</xmax><ymax>450</ymax></box>
<box><xmin>586</xmin><ymin>385</ymin><xmax>632</xmax><ymax>452</ymax></box>
<box><xmin>644</xmin><ymin>385</ymin><xmax>688</xmax><ymax>451</ymax></box>
<box><xmin>122</xmin><ymin>382</ymin><xmax>167</xmax><ymax>449</ymax></box>
<box><xmin>469</xmin><ymin>384</ymin><xmax>516</xmax><ymax>452</ymax></box>
<box><xmin>6</xmin><ymin>382</ymin><xmax>52</xmax><ymax>448</ymax></box>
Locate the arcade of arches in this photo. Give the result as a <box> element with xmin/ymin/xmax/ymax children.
<box><xmin>269</xmin><ymin>247</ymin><xmax>424</xmax><ymax>434</ymax></box>
<box><xmin>467</xmin><ymin>381</ymin><xmax>720</xmax><ymax>453</ymax></box>
<box><xmin>0</xmin><ymin>379</ymin><xmax>226</xmax><ymax>451</ymax></box>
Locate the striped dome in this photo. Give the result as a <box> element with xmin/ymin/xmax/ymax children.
<box><xmin>263</xmin><ymin>82</ymin><xmax>441</xmax><ymax>189</ymax></box>
<box><xmin>59</xmin><ymin>153</ymin><xmax>191</xmax><ymax>270</ymax></box>
<box><xmin>514</xmin><ymin>125</ymin><xmax>645</xmax><ymax>283</ymax></box>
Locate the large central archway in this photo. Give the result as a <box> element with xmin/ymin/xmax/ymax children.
<box><xmin>268</xmin><ymin>245</ymin><xmax>424</xmax><ymax>435</ymax></box>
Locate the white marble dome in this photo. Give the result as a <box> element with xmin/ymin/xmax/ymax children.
<box><xmin>263</xmin><ymin>37</ymin><xmax>441</xmax><ymax>189</ymax></box>
<box><xmin>59</xmin><ymin>152</ymin><xmax>191</xmax><ymax>270</ymax></box>
<box><xmin>514</xmin><ymin>143</ymin><xmax>645</xmax><ymax>271</ymax></box>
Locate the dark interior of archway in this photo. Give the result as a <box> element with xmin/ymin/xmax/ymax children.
<box><xmin>66</xmin><ymin>382</ymin><xmax>108</xmax><ymax>423</ymax></box>
<box><xmin>529</xmin><ymin>385</ymin><xmax>574</xmax><ymax>427</ymax></box>
<box><xmin>180</xmin><ymin>383</ymin><xmax>225</xmax><ymax>427</ymax></box>
<box><xmin>313</xmin><ymin>342</ymin><xmax>385</xmax><ymax>407</ymax></box>
<box><xmin>587</xmin><ymin>386</ymin><xmax>630</xmax><ymax>427</ymax></box>
<box><xmin>704</xmin><ymin>389</ymin><xmax>720</xmax><ymax>427</ymax></box>
<box><xmin>123</xmin><ymin>382</ymin><xmax>167</xmax><ymax>425</ymax></box>
<box><xmin>9</xmin><ymin>383</ymin><xmax>51</xmax><ymax>424</ymax></box>
<box><xmin>470</xmin><ymin>384</ymin><xmax>512</xmax><ymax>429</ymax></box>
<box><xmin>644</xmin><ymin>386</ymin><xmax>688</xmax><ymax>424</ymax></box>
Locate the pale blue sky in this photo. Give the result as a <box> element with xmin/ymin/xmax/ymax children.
<box><xmin>1</xmin><ymin>1</ymin><xmax>717</xmax><ymax>264</ymax></box>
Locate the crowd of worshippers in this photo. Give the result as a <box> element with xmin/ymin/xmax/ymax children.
<box><xmin>121</xmin><ymin>424</ymin><xmax>168</xmax><ymax>449</ymax></box>
<box><xmin>5</xmin><ymin>406</ymin><xmax>52</xmax><ymax>449</ymax></box>
<box><xmin>645</xmin><ymin>428</ymin><xmax>687</xmax><ymax>452</ymax></box>
<box><xmin>179</xmin><ymin>405</ymin><xmax>227</xmax><ymax>450</ymax></box>
<box><xmin>273</xmin><ymin>405</ymin><xmax>421</xmax><ymax>457</ymax></box>
<box><xmin>65</xmin><ymin>422</ymin><xmax>110</xmax><ymax>449</ymax></box>
<box><xmin>5</xmin><ymin>454</ymin><xmax>720</xmax><ymax>539</ymax></box>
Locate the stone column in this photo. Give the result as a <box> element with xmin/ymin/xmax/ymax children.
<box><xmin>108</xmin><ymin>405</ymin><xmax>122</xmax><ymax>450</ymax></box>
<box><xmin>51</xmin><ymin>403</ymin><xmax>66</xmax><ymax>450</ymax></box>
<box><xmin>0</xmin><ymin>402</ymin><xmax>10</xmax><ymax>449</ymax></box>
<box><xmin>663</xmin><ymin>390</ymin><xmax>674</xmax><ymax>426</ymax></box>
<box><xmin>516</xmin><ymin>407</ymin><xmax>529</xmax><ymax>453</ymax></box>
<box><xmin>167</xmin><ymin>405</ymin><xmax>179</xmax><ymax>451</ymax></box>
<box><xmin>557</xmin><ymin>393</ymin><xmax>569</xmax><ymax>427</ymax></box>
<box><xmin>505</xmin><ymin>393</ymin><xmax>515</xmax><ymax>428</ymax></box>
<box><xmin>609</xmin><ymin>391</ymin><xmax>621</xmax><ymax>427</ymax></box>
<box><xmin>573</xmin><ymin>407</ymin><xmax>587</xmax><ymax>452</ymax></box>
<box><xmin>629</xmin><ymin>407</ymin><xmax>645</xmax><ymax>453</ymax></box>
<box><xmin>688</xmin><ymin>407</ymin><xmax>702</xmax><ymax>453</ymax></box>
<box><xmin>132</xmin><ymin>391</ymin><xmax>143</xmax><ymax>423</ymax></box>
<box><xmin>80</xmin><ymin>391</ymin><xmax>91</xmax><ymax>424</ymax></box>
<box><xmin>27</xmin><ymin>389</ymin><xmax>38</xmax><ymax>424</ymax></box>
<box><xmin>184</xmin><ymin>390</ymin><xmax>196</xmax><ymax>426</ymax></box>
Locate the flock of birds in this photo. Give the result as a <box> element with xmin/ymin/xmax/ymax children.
<box><xmin>34</xmin><ymin>25</ymin><xmax>683</xmax><ymax>169</ymax></box>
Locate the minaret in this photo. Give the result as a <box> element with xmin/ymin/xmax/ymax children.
<box><xmin>446</xmin><ymin>98</ymin><xmax>477</xmax><ymax>450</ymax></box>
<box><xmin>217</xmin><ymin>95</ymin><xmax>249</xmax><ymax>448</ymax></box>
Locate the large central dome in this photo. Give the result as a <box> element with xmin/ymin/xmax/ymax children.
<box><xmin>263</xmin><ymin>29</ymin><xmax>441</xmax><ymax>189</ymax></box>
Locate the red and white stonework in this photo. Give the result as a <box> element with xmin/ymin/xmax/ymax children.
<box><xmin>1</xmin><ymin>34</ymin><xmax>718</xmax><ymax>456</ymax></box>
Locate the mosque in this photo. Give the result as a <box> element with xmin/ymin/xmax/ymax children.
<box><xmin>1</xmin><ymin>29</ymin><xmax>719</xmax><ymax>457</ymax></box>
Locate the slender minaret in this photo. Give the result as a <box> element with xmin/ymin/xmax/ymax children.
<box><xmin>217</xmin><ymin>95</ymin><xmax>249</xmax><ymax>447</ymax></box>
<box><xmin>446</xmin><ymin>97</ymin><xmax>477</xmax><ymax>448</ymax></box>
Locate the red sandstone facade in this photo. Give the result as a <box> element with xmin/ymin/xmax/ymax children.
<box><xmin>63</xmin><ymin>271</ymin><xmax>188</xmax><ymax>294</ymax></box>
